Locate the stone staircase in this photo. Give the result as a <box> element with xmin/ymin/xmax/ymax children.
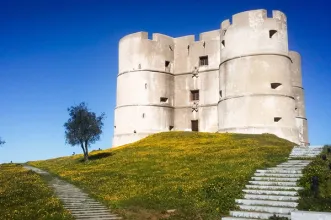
<box><xmin>24</xmin><ymin>165</ymin><xmax>122</xmax><ymax>220</ymax></box>
<box><xmin>222</xmin><ymin>146</ymin><xmax>324</xmax><ymax>220</ymax></box>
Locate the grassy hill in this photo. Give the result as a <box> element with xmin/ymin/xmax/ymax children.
<box><xmin>28</xmin><ymin>132</ymin><xmax>295</xmax><ymax>220</ymax></box>
<box><xmin>0</xmin><ymin>164</ymin><xmax>74</xmax><ymax>220</ymax></box>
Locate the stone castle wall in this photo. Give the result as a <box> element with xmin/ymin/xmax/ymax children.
<box><xmin>113</xmin><ymin>9</ymin><xmax>309</xmax><ymax>147</ymax></box>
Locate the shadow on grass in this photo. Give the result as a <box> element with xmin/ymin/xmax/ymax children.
<box><xmin>79</xmin><ymin>152</ymin><xmax>115</xmax><ymax>162</ymax></box>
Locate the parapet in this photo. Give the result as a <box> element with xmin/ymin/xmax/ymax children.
<box><xmin>199</xmin><ymin>30</ymin><xmax>220</xmax><ymax>41</ymax></box>
<box><xmin>119</xmin><ymin>31</ymin><xmax>174</xmax><ymax>44</ymax></box>
<box><xmin>221</xmin><ymin>9</ymin><xmax>287</xmax><ymax>29</ymax></box>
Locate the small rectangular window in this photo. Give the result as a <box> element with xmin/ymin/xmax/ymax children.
<box><xmin>160</xmin><ymin>97</ymin><xmax>168</xmax><ymax>103</ymax></box>
<box><xmin>269</xmin><ymin>30</ymin><xmax>278</xmax><ymax>38</ymax></box>
<box><xmin>274</xmin><ymin>117</ymin><xmax>282</xmax><ymax>122</ymax></box>
<box><xmin>199</xmin><ymin>56</ymin><xmax>208</xmax><ymax>66</ymax></box>
<box><xmin>190</xmin><ymin>90</ymin><xmax>199</xmax><ymax>101</ymax></box>
<box><xmin>165</xmin><ymin>61</ymin><xmax>171</xmax><ymax>72</ymax></box>
<box><xmin>271</xmin><ymin>83</ymin><xmax>282</xmax><ymax>89</ymax></box>
<box><xmin>191</xmin><ymin>120</ymin><xmax>199</xmax><ymax>132</ymax></box>
<box><xmin>221</xmin><ymin>40</ymin><xmax>225</xmax><ymax>49</ymax></box>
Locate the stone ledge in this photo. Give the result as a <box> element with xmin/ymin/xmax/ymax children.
<box><xmin>291</xmin><ymin>211</ymin><xmax>331</xmax><ymax>220</ymax></box>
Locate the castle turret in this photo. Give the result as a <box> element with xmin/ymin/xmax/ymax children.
<box><xmin>217</xmin><ymin>9</ymin><xmax>300</xmax><ymax>144</ymax></box>
<box><xmin>113</xmin><ymin>32</ymin><xmax>175</xmax><ymax>147</ymax></box>
<box><xmin>289</xmin><ymin>51</ymin><xmax>309</xmax><ymax>145</ymax></box>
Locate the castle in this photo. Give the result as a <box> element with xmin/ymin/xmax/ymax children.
<box><xmin>112</xmin><ymin>9</ymin><xmax>309</xmax><ymax>147</ymax></box>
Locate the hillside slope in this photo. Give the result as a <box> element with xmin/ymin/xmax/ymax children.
<box><xmin>0</xmin><ymin>164</ymin><xmax>74</xmax><ymax>220</ymax></box>
<box><xmin>28</xmin><ymin>132</ymin><xmax>295</xmax><ymax>220</ymax></box>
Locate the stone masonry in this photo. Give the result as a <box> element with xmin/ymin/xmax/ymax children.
<box><xmin>112</xmin><ymin>9</ymin><xmax>309</xmax><ymax>147</ymax></box>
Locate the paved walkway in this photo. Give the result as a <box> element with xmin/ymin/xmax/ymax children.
<box><xmin>23</xmin><ymin>165</ymin><xmax>122</xmax><ymax>220</ymax></box>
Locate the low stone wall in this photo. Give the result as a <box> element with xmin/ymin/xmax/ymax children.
<box><xmin>292</xmin><ymin>211</ymin><xmax>331</xmax><ymax>220</ymax></box>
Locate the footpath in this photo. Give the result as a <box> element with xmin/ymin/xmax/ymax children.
<box><xmin>23</xmin><ymin>165</ymin><xmax>122</xmax><ymax>220</ymax></box>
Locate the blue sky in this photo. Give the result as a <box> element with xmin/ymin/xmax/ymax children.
<box><xmin>0</xmin><ymin>0</ymin><xmax>330</xmax><ymax>163</ymax></box>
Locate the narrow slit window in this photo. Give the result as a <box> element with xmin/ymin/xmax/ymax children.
<box><xmin>219</xmin><ymin>90</ymin><xmax>223</xmax><ymax>97</ymax></box>
<box><xmin>223</xmin><ymin>30</ymin><xmax>227</xmax><ymax>36</ymax></box>
<box><xmin>190</xmin><ymin>90</ymin><xmax>199</xmax><ymax>101</ymax></box>
<box><xmin>169</xmin><ymin>126</ymin><xmax>174</xmax><ymax>131</ymax></box>
<box><xmin>274</xmin><ymin>117</ymin><xmax>282</xmax><ymax>122</ymax></box>
<box><xmin>221</xmin><ymin>40</ymin><xmax>225</xmax><ymax>49</ymax></box>
<box><xmin>142</xmin><ymin>113</ymin><xmax>145</xmax><ymax>118</ymax></box>
<box><xmin>199</xmin><ymin>56</ymin><xmax>208</xmax><ymax>66</ymax></box>
<box><xmin>270</xmin><ymin>83</ymin><xmax>282</xmax><ymax>89</ymax></box>
<box><xmin>269</xmin><ymin>30</ymin><xmax>278</xmax><ymax>38</ymax></box>
<box><xmin>145</xmin><ymin>83</ymin><xmax>148</xmax><ymax>89</ymax></box>
<box><xmin>160</xmin><ymin>97</ymin><xmax>168</xmax><ymax>103</ymax></box>
<box><xmin>191</xmin><ymin>120</ymin><xmax>199</xmax><ymax>132</ymax></box>
<box><xmin>187</xmin><ymin>45</ymin><xmax>190</xmax><ymax>55</ymax></box>
<box><xmin>165</xmin><ymin>61</ymin><xmax>171</xmax><ymax>72</ymax></box>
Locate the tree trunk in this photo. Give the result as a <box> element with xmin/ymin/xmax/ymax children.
<box><xmin>80</xmin><ymin>142</ymin><xmax>87</xmax><ymax>161</ymax></box>
<box><xmin>84</xmin><ymin>140</ymin><xmax>89</xmax><ymax>162</ymax></box>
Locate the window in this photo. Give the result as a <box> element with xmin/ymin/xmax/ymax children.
<box><xmin>190</xmin><ymin>90</ymin><xmax>199</xmax><ymax>101</ymax></box>
<box><xmin>142</xmin><ymin>113</ymin><xmax>145</xmax><ymax>118</ymax></box>
<box><xmin>160</xmin><ymin>97</ymin><xmax>168</xmax><ymax>103</ymax></box>
<box><xmin>169</xmin><ymin>126</ymin><xmax>174</xmax><ymax>131</ymax></box>
<box><xmin>219</xmin><ymin>90</ymin><xmax>223</xmax><ymax>97</ymax></box>
<box><xmin>269</xmin><ymin>30</ymin><xmax>278</xmax><ymax>38</ymax></box>
<box><xmin>270</xmin><ymin>83</ymin><xmax>282</xmax><ymax>89</ymax></box>
<box><xmin>274</xmin><ymin>117</ymin><xmax>282</xmax><ymax>122</ymax></box>
<box><xmin>191</xmin><ymin>120</ymin><xmax>199</xmax><ymax>132</ymax></box>
<box><xmin>199</xmin><ymin>56</ymin><xmax>208</xmax><ymax>66</ymax></box>
<box><xmin>165</xmin><ymin>61</ymin><xmax>171</xmax><ymax>72</ymax></box>
<box><xmin>145</xmin><ymin>83</ymin><xmax>148</xmax><ymax>89</ymax></box>
<box><xmin>221</xmin><ymin>40</ymin><xmax>225</xmax><ymax>48</ymax></box>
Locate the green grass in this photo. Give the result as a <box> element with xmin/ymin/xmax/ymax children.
<box><xmin>298</xmin><ymin>145</ymin><xmax>331</xmax><ymax>211</ymax></box>
<box><xmin>28</xmin><ymin>132</ymin><xmax>295</xmax><ymax>220</ymax></box>
<box><xmin>0</xmin><ymin>164</ymin><xmax>74</xmax><ymax>220</ymax></box>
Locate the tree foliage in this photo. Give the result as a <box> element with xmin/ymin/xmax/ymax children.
<box><xmin>64</xmin><ymin>102</ymin><xmax>105</xmax><ymax>161</ymax></box>
<box><xmin>0</xmin><ymin>137</ymin><xmax>5</xmax><ymax>146</ymax></box>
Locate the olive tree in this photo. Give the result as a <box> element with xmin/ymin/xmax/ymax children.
<box><xmin>0</xmin><ymin>137</ymin><xmax>5</xmax><ymax>146</ymax></box>
<box><xmin>64</xmin><ymin>102</ymin><xmax>105</xmax><ymax>162</ymax></box>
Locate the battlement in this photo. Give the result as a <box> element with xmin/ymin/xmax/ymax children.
<box><xmin>119</xmin><ymin>31</ymin><xmax>175</xmax><ymax>43</ymax></box>
<box><xmin>221</xmin><ymin>9</ymin><xmax>287</xmax><ymax>29</ymax></box>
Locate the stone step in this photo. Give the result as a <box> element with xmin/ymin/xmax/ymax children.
<box><xmin>243</xmin><ymin>194</ymin><xmax>299</xmax><ymax>201</ymax></box>
<box><xmin>238</xmin><ymin>204</ymin><xmax>296</xmax><ymax>214</ymax></box>
<box><xmin>253</xmin><ymin>173</ymin><xmax>303</xmax><ymax>178</ymax></box>
<box><xmin>256</xmin><ymin>169</ymin><xmax>302</xmax><ymax>174</ymax></box>
<box><xmin>277</xmin><ymin>164</ymin><xmax>308</xmax><ymax>167</ymax></box>
<box><xmin>230</xmin><ymin>211</ymin><xmax>291</xmax><ymax>219</ymax></box>
<box><xmin>236</xmin><ymin>199</ymin><xmax>298</xmax><ymax>207</ymax></box>
<box><xmin>222</xmin><ymin>217</ymin><xmax>257</xmax><ymax>220</ymax></box>
<box><xmin>73</xmin><ymin>216</ymin><xmax>121</xmax><ymax>220</ymax></box>
<box><xmin>266</xmin><ymin>167</ymin><xmax>303</xmax><ymax>171</ymax></box>
<box><xmin>245</xmin><ymin>185</ymin><xmax>303</xmax><ymax>190</ymax></box>
<box><xmin>251</xmin><ymin>177</ymin><xmax>299</xmax><ymax>182</ymax></box>
<box><xmin>286</xmin><ymin>160</ymin><xmax>312</xmax><ymax>162</ymax></box>
<box><xmin>242</xmin><ymin>189</ymin><xmax>298</xmax><ymax>196</ymax></box>
<box><xmin>248</xmin><ymin>181</ymin><xmax>297</xmax><ymax>186</ymax></box>
<box><xmin>71</xmin><ymin>214</ymin><xmax>119</xmax><ymax>218</ymax></box>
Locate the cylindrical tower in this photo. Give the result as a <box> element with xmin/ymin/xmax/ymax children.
<box><xmin>289</xmin><ymin>51</ymin><xmax>309</xmax><ymax>146</ymax></box>
<box><xmin>113</xmin><ymin>32</ymin><xmax>175</xmax><ymax>147</ymax></box>
<box><xmin>218</xmin><ymin>9</ymin><xmax>300</xmax><ymax>144</ymax></box>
